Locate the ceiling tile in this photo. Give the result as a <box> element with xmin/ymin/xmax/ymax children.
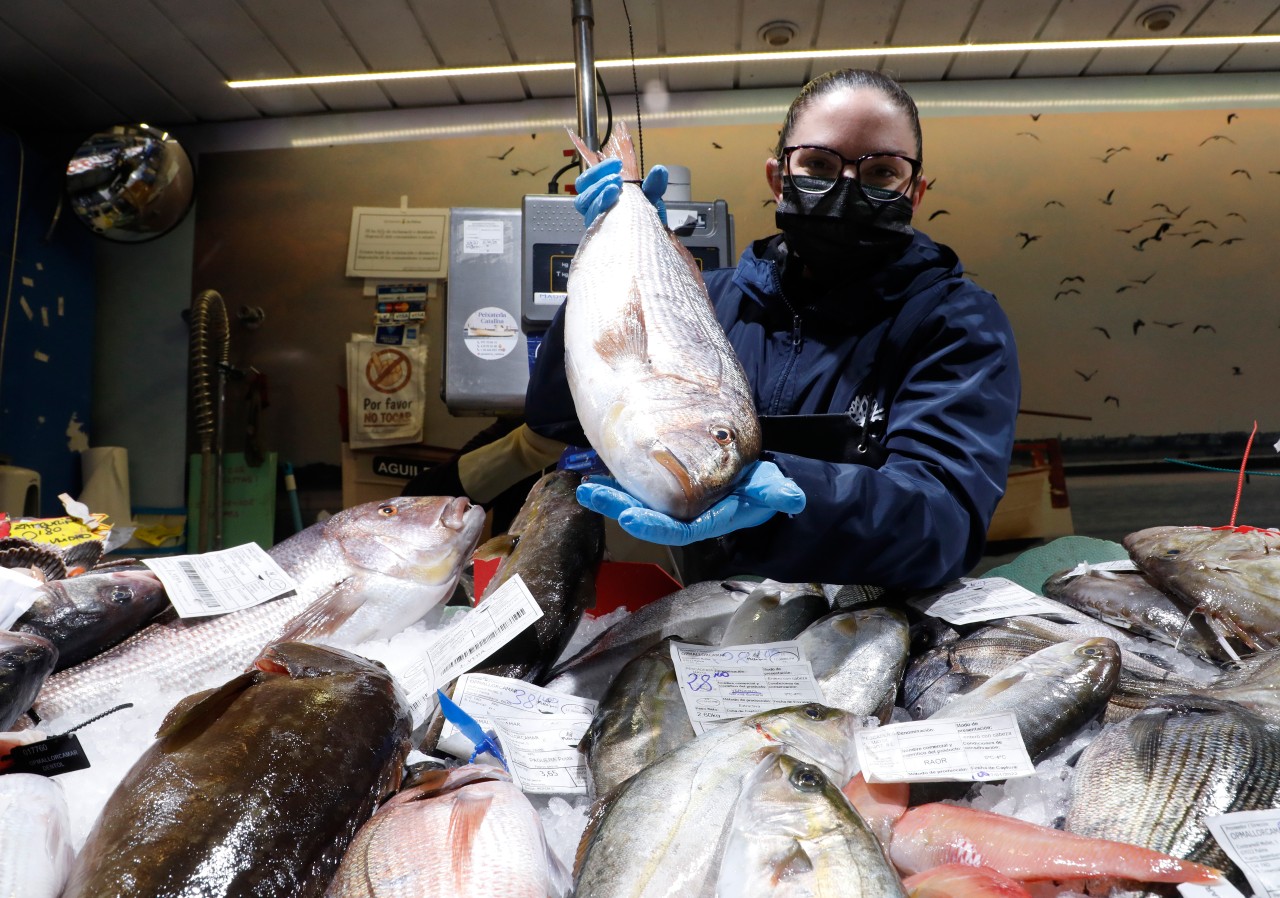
<box><xmin>947</xmin><ymin>0</ymin><xmax>1058</xmax><ymax>80</ymax></box>
<box><xmin>409</xmin><ymin>0</ymin><xmax>526</xmax><ymax>104</ymax></box>
<box><xmin>326</xmin><ymin>0</ymin><xmax>457</xmax><ymax>108</ymax></box>
<box><xmin>661</xmin><ymin>0</ymin><xmax>739</xmax><ymax>91</ymax></box>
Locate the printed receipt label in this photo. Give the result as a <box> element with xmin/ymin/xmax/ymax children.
<box><xmin>854</xmin><ymin>711</ymin><xmax>1035</xmax><ymax>783</ymax></box>
<box><xmin>397</xmin><ymin>574</ymin><xmax>544</xmax><ymax>727</ymax></box>
<box><xmin>437</xmin><ymin>673</ymin><xmax>597</xmax><ymax>794</ymax></box>
<box><xmin>1179</xmin><ymin>882</ymin><xmax>1249</xmax><ymax>898</ymax></box>
<box><xmin>145</xmin><ymin>544</ymin><xmax>297</xmax><ymax>619</ymax></box>
<box><xmin>670</xmin><ymin>640</ymin><xmax>826</xmax><ymax>736</ymax></box>
<box><xmin>1206</xmin><ymin>810</ymin><xmax>1280</xmax><ymax>898</ymax></box>
<box><xmin>910</xmin><ymin>577</ymin><xmax>1064</xmax><ymax>625</ymax></box>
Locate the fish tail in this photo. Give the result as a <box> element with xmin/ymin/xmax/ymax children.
<box><xmin>567</xmin><ymin>122</ymin><xmax>641</xmax><ymax>180</ymax></box>
<box><xmin>565</xmin><ymin>128</ymin><xmax>601</xmax><ymax>167</ymax></box>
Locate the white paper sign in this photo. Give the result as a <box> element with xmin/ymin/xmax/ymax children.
<box><xmin>397</xmin><ymin>575</ymin><xmax>544</xmax><ymax>727</ymax></box>
<box><xmin>1207</xmin><ymin>810</ymin><xmax>1280</xmax><ymax>898</ymax></box>
<box><xmin>490</xmin><ymin>715</ymin><xmax>594</xmax><ymax>795</ymax></box>
<box><xmin>854</xmin><ymin>711</ymin><xmax>1036</xmax><ymax>783</ymax></box>
<box><xmin>911</xmin><ymin>577</ymin><xmax>1064</xmax><ymax>625</ymax></box>
<box><xmin>0</xmin><ymin>567</ymin><xmax>41</xmax><ymax>629</ymax></box>
<box><xmin>346</xmin><ymin>207</ymin><xmax>449</xmax><ymax>278</ymax></box>
<box><xmin>461</xmin><ymin>219</ymin><xmax>504</xmax><ymax>255</ymax></box>
<box><xmin>144</xmin><ymin>543</ymin><xmax>297</xmax><ymax>618</ymax></box>
<box><xmin>1180</xmin><ymin>881</ymin><xmax>1249</xmax><ymax>898</ymax></box>
<box><xmin>437</xmin><ymin>673</ymin><xmax>596</xmax><ymax>758</ymax></box>
<box><xmin>670</xmin><ymin>640</ymin><xmax>826</xmax><ymax>736</ymax></box>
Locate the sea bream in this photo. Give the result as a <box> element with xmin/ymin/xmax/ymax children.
<box><xmin>34</xmin><ymin>496</ymin><xmax>484</xmax><ymax>724</ymax></box>
<box><xmin>564</xmin><ymin>122</ymin><xmax>760</xmax><ymax>520</ymax></box>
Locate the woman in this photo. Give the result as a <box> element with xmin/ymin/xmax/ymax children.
<box><xmin>530</xmin><ymin>68</ymin><xmax>1020</xmax><ymax>589</ymax></box>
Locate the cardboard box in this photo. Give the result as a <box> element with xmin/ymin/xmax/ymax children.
<box><xmin>340</xmin><ymin>442</ymin><xmax>455</xmax><ymax>510</ymax></box>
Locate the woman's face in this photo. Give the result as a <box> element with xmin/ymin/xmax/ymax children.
<box><xmin>766</xmin><ymin>87</ymin><xmax>927</xmax><ymax>211</ymax></box>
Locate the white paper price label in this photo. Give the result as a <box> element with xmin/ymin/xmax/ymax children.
<box><xmin>670</xmin><ymin>640</ymin><xmax>826</xmax><ymax>736</ymax></box>
<box><xmin>461</xmin><ymin>219</ymin><xmax>504</xmax><ymax>255</ymax></box>
<box><xmin>437</xmin><ymin>673</ymin><xmax>596</xmax><ymax>759</ymax></box>
<box><xmin>489</xmin><ymin>715</ymin><xmax>594</xmax><ymax>795</ymax></box>
<box><xmin>145</xmin><ymin>544</ymin><xmax>297</xmax><ymax>619</ymax></box>
<box><xmin>1179</xmin><ymin>881</ymin><xmax>1249</xmax><ymax>898</ymax></box>
<box><xmin>911</xmin><ymin>577</ymin><xmax>1064</xmax><ymax>625</ymax></box>
<box><xmin>396</xmin><ymin>575</ymin><xmax>544</xmax><ymax>727</ymax></box>
<box><xmin>0</xmin><ymin>567</ymin><xmax>41</xmax><ymax>629</ymax></box>
<box><xmin>1207</xmin><ymin>810</ymin><xmax>1280</xmax><ymax>898</ymax></box>
<box><xmin>854</xmin><ymin>711</ymin><xmax>1036</xmax><ymax>783</ymax></box>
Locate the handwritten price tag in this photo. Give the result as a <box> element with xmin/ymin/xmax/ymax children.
<box><xmin>910</xmin><ymin>577</ymin><xmax>1064</xmax><ymax>625</ymax></box>
<box><xmin>669</xmin><ymin>640</ymin><xmax>825</xmax><ymax>736</ymax></box>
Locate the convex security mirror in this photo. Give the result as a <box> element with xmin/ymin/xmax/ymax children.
<box><xmin>66</xmin><ymin>124</ymin><xmax>194</xmax><ymax>242</ymax></box>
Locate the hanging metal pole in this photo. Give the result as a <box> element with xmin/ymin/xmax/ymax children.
<box><xmin>571</xmin><ymin>0</ymin><xmax>598</xmax><ymax>155</ymax></box>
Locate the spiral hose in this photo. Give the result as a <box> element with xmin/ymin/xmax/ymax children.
<box><xmin>189</xmin><ymin>290</ymin><xmax>228</xmax><ymax>551</ymax></box>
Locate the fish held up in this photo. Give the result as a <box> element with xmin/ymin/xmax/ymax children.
<box><xmin>564</xmin><ymin>122</ymin><xmax>760</xmax><ymax>520</ymax></box>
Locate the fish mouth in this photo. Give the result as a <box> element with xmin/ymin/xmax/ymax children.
<box><xmin>442</xmin><ymin>496</ymin><xmax>475</xmax><ymax>531</ymax></box>
<box><xmin>653</xmin><ymin>448</ymin><xmax>698</xmax><ymax>519</ymax></box>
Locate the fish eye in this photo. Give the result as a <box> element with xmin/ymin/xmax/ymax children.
<box><xmin>1080</xmin><ymin>645</ymin><xmax>1102</xmax><ymax>657</ymax></box>
<box><xmin>790</xmin><ymin>764</ymin><xmax>825</xmax><ymax>791</ymax></box>
<box><xmin>710</xmin><ymin>425</ymin><xmax>735</xmax><ymax>445</ymax></box>
<box><xmin>1165</xmin><ymin>549</ymin><xmax>1181</xmax><ymax>555</ymax></box>
<box><xmin>110</xmin><ymin>587</ymin><xmax>133</xmax><ymax>603</ymax></box>
<box><xmin>378</xmin><ymin>505</ymin><xmax>398</xmax><ymax>517</ymax></box>
<box><xmin>802</xmin><ymin>704</ymin><xmax>826</xmax><ymax>720</ymax></box>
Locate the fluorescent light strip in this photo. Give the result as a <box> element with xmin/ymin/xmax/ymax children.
<box><xmin>228</xmin><ymin>35</ymin><xmax>1280</xmax><ymax>89</ymax></box>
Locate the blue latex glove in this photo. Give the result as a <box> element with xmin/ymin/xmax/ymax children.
<box><xmin>576</xmin><ymin>460</ymin><xmax>806</xmax><ymax>547</ymax></box>
<box><xmin>574</xmin><ymin>159</ymin><xmax>669</xmax><ymax>228</ymax></box>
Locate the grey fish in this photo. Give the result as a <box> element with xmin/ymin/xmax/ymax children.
<box><xmin>15</xmin><ymin>569</ymin><xmax>169</xmax><ymax>671</ymax></box>
<box><xmin>1200</xmin><ymin>647</ymin><xmax>1280</xmax><ymax>723</ymax></box>
<box><xmin>1043</xmin><ymin>565</ymin><xmax>1226</xmax><ymax>662</ymax></box>
<box><xmin>903</xmin><ymin>627</ymin><xmax>1046</xmax><ymax>719</ymax></box>
<box><xmin>581</xmin><ymin>637</ymin><xmax>696</xmax><ymax>799</ymax></box>
<box><xmin>718</xmin><ymin>582</ymin><xmax>829</xmax><ymax>646</ymax></box>
<box><xmin>929</xmin><ymin>637</ymin><xmax>1121</xmax><ymax>760</ymax></box>
<box><xmin>0</xmin><ymin>631</ymin><xmax>57</xmax><ymax>730</ymax></box>
<box><xmin>36</xmin><ymin>496</ymin><xmax>483</xmax><ymax>724</ymax></box>
<box><xmin>542</xmin><ymin>580</ymin><xmax>758</xmax><ymax>702</ymax></box>
<box><xmin>573</xmin><ymin>704</ymin><xmax>867</xmax><ymax>898</ymax></box>
<box><xmin>1124</xmin><ymin>525</ymin><xmax>1280</xmax><ymax>653</ymax></box>
<box><xmin>796</xmin><ymin>608</ymin><xmax>909</xmax><ymax>722</ymax></box>
<box><xmin>715</xmin><ymin>753</ymin><xmax>907</xmax><ymax>898</ymax></box>
<box><xmin>471</xmin><ymin>470</ymin><xmax>604</xmax><ymax>682</ymax></box>
<box><xmin>61</xmin><ymin>642</ymin><xmax>411</xmax><ymax>898</ymax></box>
<box><xmin>1065</xmin><ymin>695</ymin><xmax>1280</xmax><ymax>892</ymax></box>
<box><xmin>565</xmin><ymin>123</ymin><xmax>759</xmax><ymax>520</ymax></box>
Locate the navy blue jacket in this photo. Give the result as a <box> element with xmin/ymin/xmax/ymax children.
<box><xmin>525</xmin><ymin>230</ymin><xmax>1020</xmax><ymax>589</ymax></box>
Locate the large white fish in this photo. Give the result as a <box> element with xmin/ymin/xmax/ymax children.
<box><xmin>0</xmin><ymin>773</ymin><xmax>74</xmax><ymax>898</ymax></box>
<box><xmin>565</xmin><ymin>123</ymin><xmax>760</xmax><ymax>520</ymax></box>
<box><xmin>34</xmin><ymin>496</ymin><xmax>484</xmax><ymax>724</ymax></box>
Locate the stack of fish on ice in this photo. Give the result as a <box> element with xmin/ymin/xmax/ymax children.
<box><xmin>4</xmin><ymin>122</ymin><xmax>1280</xmax><ymax>897</ymax></box>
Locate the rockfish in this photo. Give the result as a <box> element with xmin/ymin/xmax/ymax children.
<box><xmin>565</xmin><ymin>123</ymin><xmax>760</xmax><ymax>520</ymax></box>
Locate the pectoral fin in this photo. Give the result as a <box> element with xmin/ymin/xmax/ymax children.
<box><xmin>592</xmin><ymin>282</ymin><xmax>648</xmax><ymax>369</ymax></box>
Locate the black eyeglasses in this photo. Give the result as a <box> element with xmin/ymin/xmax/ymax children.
<box><xmin>781</xmin><ymin>145</ymin><xmax>921</xmax><ymax>202</ymax></box>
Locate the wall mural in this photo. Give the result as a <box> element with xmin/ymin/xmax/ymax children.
<box><xmin>193</xmin><ymin>104</ymin><xmax>1278</xmax><ymax>470</ymax></box>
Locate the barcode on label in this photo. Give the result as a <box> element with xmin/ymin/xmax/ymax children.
<box><xmin>178</xmin><ymin>560</ymin><xmax>221</xmax><ymax>609</ymax></box>
<box><xmin>442</xmin><ymin>607</ymin><xmax>528</xmax><ymax>674</ymax></box>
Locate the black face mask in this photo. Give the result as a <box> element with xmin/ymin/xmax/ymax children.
<box><xmin>775</xmin><ymin>178</ymin><xmax>916</xmax><ymax>283</ymax></box>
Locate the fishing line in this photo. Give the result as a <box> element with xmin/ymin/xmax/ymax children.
<box><xmin>1162</xmin><ymin>458</ymin><xmax>1280</xmax><ymax>476</ymax></box>
<box><xmin>620</xmin><ymin>0</ymin><xmax>645</xmax><ymax>174</ymax></box>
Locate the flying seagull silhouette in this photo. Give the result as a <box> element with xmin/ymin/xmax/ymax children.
<box><xmin>1232</xmin><ymin>366</ymin><xmax>1243</xmax><ymax>376</ymax></box>
<box><xmin>1193</xmin><ymin>324</ymin><xmax>1215</xmax><ymax>333</ymax></box>
<box><xmin>1156</xmin><ymin>153</ymin><xmax>1173</xmax><ymax>161</ymax></box>
<box><xmin>1016</xmin><ymin>232</ymin><xmax>1041</xmax><ymax>248</ymax></box>
<box><xmin>1091</xmin><ymin>326</ymin><xmax>1111</xmax><ymax>339</ymax></box>
<box><xmin>1193</xmin><ymin>219</ymin><xmax>1218</xmax><ymax>229</ymax></box>
<box><xmin>928</xmin><ymin>210</ymin><xmax>951</xmax><ymax>221</ymax></box>
<box><xmin>1016</xmin><ymin>132</ymin><xmax>1041</xmax><ymax>141</ymax></box>
<box><xmin>1099</xmin><ymin>189</ymin><xmax>1116</xmax><ymax>205</ymax></box>
<box><xmin>1151</xmin><ymin>203</ymin><xmax>1189</xmax><ymax>219</ymax></box>
<box><xmin>1152</xmin><ymin>321</ymin><xmax>1183</xmax><ymax>328</ymax></box>
<box><xmin>487</xmin><ymin>146</ymin><xmax>515</xmax><ymax>160</ymax></box>
<box><xmin>1200</xmin><ymin>135</ymin><xmax>1236</xmax><ymax>145</ymax></box>
<box><xmin>1227</xmin><ymin>113</ymin><xmax>1239</xmax><ymax>124</ymax></box>
<box><xmin>1030</xmin><ymin>113</ymin><xmax>1042</xmax><ymax>121</ymax></box>
<box><xmin>1192</xmin><ymin>238</ymin><xmax>1214</xmax><ymax>247</ymax></box>
<box><xmin>1104</xmin><ymin>395</ymin><xmax>1120</xmax><ymax>407</ymax></box>
<box><xmin>1133</xmin><ymin>319</ymin><xmax>1146</xmax><ymax>335</ymax></box>
<box><xmin>1061</xmin><ymin>275</ymin><xmax>1085</xmax><ymax>283</ymax></box>
<box><xmin>1116</xmin><ymin>285</ymin><xmax>1138</xmax><ymax>293</ymax></box>
<box><xmin>711</xmin><ymin>142</ymin><xmax>723</xmax><ymax>149</ymax></box>
<box><xmin>1044</xmin><ymin>200</ymin><xmax>1065</xmax><ymax>208</ymax></box>
<box><xmin>1132</xmin><ymin>273</ymin><xmax>1156</xmax><ymax>284</ymax></box>
<box><xmin>1116</xmin><ymin>224</ymin><xmax>1143</xmax><ymax>234</ymax></box>
<box><xmin>1221</xmin><ymin>237</ymin><xmax>1246</xmax><ymax>245</ymax></box>
<box><xmin>1055</xmin><ymin>289</ymin><xmax>1081</xmax><ymax>300</ymax></box>
<box><xmin>1226</xmin><ymin>212</ymin><xmax>1247</xmax><ymax>222</ymax></box>
<box><xmin>1075</xmin><ymin>369</ymin><xmax>1098</xmax><ymax>382</ymax></box>
<box><xmin>1232</xmin><ymin>169</ymin><xmax>1252</xmax><ymax>180</ymax></box>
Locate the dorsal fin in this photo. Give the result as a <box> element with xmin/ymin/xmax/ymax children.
<box><xmin>155</xmin><ymin>670</ymin><xmax>259</xmax><ymax>743</ymax></box>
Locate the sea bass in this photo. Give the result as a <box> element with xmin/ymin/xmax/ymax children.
<box><xmin>0</xmin><ymin>773</ymin><xmax>74</xmax><ymax>898</ymax></box>
<box><xmin>35</xmin><ymin>496</ymin><xmax>483</xmax><ymax>724</ymax></box>
<box><xmin>470</xmin><ymin>470</ymin><xmax>604</xmax><ymax>682</ymax></box>
<box><xmin>715</xmin><ymin>753</ymin><xmax>907</xmax><ymax>898</ymax></box>
<box><xmin>573</xmin><ymin>704</ymin><xmax>867</xmax><ymax>898</ymax></box>
<box><xmin>565</xmin><ymin>122</ymin><xmax>760</xmax><ymax>520</ymax></box>
<box><xmin>718</xmin><ymin>582</ymin><xmax>829</xmax><ymax>645</ymax></box>
<box><xmin>0</xmin><ymin>630</ymin><xmax>57</xmax><ymax>730</ymax></box>
<box><xmin>1123</xmin><ymin>525</ymin><xmax>1280</xmax><ymax>653</ymax></box>
<box><xmin>15</xmin><ymin>568</ymin><xmax>169</xmax><ymax>670</ymax></box>
<box><xmin>797</xmin><ymin>608</ymin><xmax>909</xmax><ymax>722</ymax></box>
<box><xmin>542</xmin><ymin>580</ymin><xmax>758</xmax><ymax>701</ymax></box>
<box><xmin>62</xmin><ymin>642</ymin><xmax>412</xmax><ymax>898</ymax></box>
<box><xmin>326</xmin><ymin>765</ymin><xmax>564</xmax><ymax>898</ymax></box>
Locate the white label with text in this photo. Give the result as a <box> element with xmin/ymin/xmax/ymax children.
<box><xmin>670</xmin><ymin>640</ymin><xmax>826</xmax><ymax>736</ymax></box>
<box><xmin>145</xmin><ymin>544</ymin><xmax>297</xmax><ymax>618</ymax></box>
<box><xmin>1206</xmin><ymin>809</ymin><xmax>1280</xmax><ymax>898</ymax></box>
<box><xmin>911</xmin><ymin>577</ymin><xmax>1064</xmax><ymax>625</ymax></box>
<box><xmin>854</xmin><ymin>711</ymin><xmax>1036</xmax><ymax>783</ymax></box>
